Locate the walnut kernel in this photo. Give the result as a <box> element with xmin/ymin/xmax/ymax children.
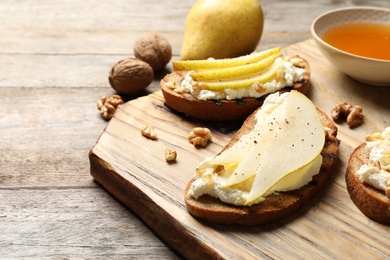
<box><xmin>134</xmin><ymin>33</ymin><xmax>172</xmax><ymax>71</ymax></box>
<box><xmin>109</xmin><ymin>58</ymin><xmax>154</xmax><ymax>95</ymax></box>
<box><xmin>141</xmin><ymin>124</ymin><xmax>158</xmax><ymax>140</ymax></box>
<box><xmin>331</xmin><ymin>102</ymin><xmax>353</xmax><ymax>121</ymax></box>
<box><xmin>105</xmin><ymin>94</ymin><xmax>124</xmax><ymax>107</ymax></box>
<box><xmin>165</xmin><ymin>81</ymin><xmax>176</xmax><ymax>90</ymax></box>
<box><xmin>346</xmin><ymin>105</ymin><xmax>364</xmax><ymax>127</ymax></box>
<box><xmin>165</xmin><ymin>148</ymin><xmax>177</xmax><ymax>162</ymax></box>
<box><xmin>192</xmin><ymin>82</ymin><xmax>205</xmax><ymax>92</ymax></box>
<box><xmin>97</xmin><ymin>95</ymin><xmax>123</xmax><ymax>121</ymax></box>
<box><xmin>289</xmin><ymin>57</ymin><xmax>306</xmax><ymax>68</ymax></box>
<box><xmin>97</xmin><ymin>96</ymin><xmax>106</xmax><ymax>110</ymax></box>
<box><xmin>214</xmin><ymin>165</ymin><xmax>225</xmax><ymax>175</ymax></box>
<box><xmin>276</xmin><ymin>69</ymin><xmax>285</xmax><ymax>82</ymax></box>
<box><xmin>188</xmin><ymin>127</ymin><xmax>212</xmax><ymax>147</ymax></box>
<box><xmin>254</xmin><ymin>82</ymin><xmax>266</xmax><ymax>93</ymax></box>
<box><xmin>331</xmin><ymin>102</ymin><xmax>364</xmax><ymax>128</ymax></box>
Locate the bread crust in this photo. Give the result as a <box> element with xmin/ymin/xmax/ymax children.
<box><xmin>184</xmin><ymin>108</ymin><xmax>340</xmax><ymax>225</ymax></box>
<box><xmin>160</xmin><ymin>55</ymin><xmax>310</xmax><ymax>122</ymax></box>
<box><xmin>346</xmin><ymin>143</ymin><xmax>390</xmax><ymax>224</ymax></box>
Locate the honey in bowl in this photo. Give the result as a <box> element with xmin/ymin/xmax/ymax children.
<box><xmin>322</xmin><ymin>23</ymin><xmax>390</xmax><ymax>60</ymax></box>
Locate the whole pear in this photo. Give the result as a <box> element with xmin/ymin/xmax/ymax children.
<box><xmin>181</xmin><ymin>0</ymin><xmax>264</xmax><ymax>60</ymax></box>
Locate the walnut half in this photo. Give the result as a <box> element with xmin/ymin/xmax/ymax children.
<box><xmin>331</xmin><ymin>102</ymin><xmax>364</xmax><ymax>128</ymax></box>
<box><xmin>188</xmin><ymin>127</ymin><xmax>212</xmax><ymax>147</ymax></box>
<box><xmin>346</xmin><ymin>105</ymin><xmax>364</xmax><ymax>127</ymax></box>
<box><xmin>165</xmin><ymin>148</ymin><xmax>177</xmax><ymax>162</ymax></box>
<box><xmin>141</xmin><ymin>124</ymin><xmax>158</xmax><ymax>140</ymax></box>
<box><xmin>97</xmin><ymin>95</ymin><xmax>123</xmax><ymax>121</ymax></box>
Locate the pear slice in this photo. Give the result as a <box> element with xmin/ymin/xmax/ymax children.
<box><xmin>209</xmin><ymin>124</ymin><xmax>269</xmax><ymax>166</ymax></box>
<box><xmin>223</xmin><ymin>100</ymin><xmax>288</xmax><ymax>186</ymax></box>
<box><xmin>189</xmin><ymin>52</ymin><xmax>280</xmax><ymax>82</ymax></box>
<box><xmin>265</xmin><ymin>154</ymin><xmax>323</xmax><ymax>196</ymax></box>
<box><xmin>209</xmin><ymin>97</ymin><xmax>284</xmax><ymax>167</ymax></box>
<box><xmin>243</xmin><ymin>91</ymin><xmax>325</xmax><ymax>205</ymax></box>
<box><xmin>172</xmin><ymin>47</ymin><xmax>281</xmax><ymax>71</ymax></box>
<box><xmin>198</xmin><ymin>59</ymin><xmax>283</xmax><ymax>91</ymax></box>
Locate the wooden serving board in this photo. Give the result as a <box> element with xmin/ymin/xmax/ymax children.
<box><xmin>89</xmin><ymin>39</ymin><xmax>390</xmax><ymax>259</ymax></box>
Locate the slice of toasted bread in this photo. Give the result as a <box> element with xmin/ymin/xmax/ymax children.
<box><xmin>184</xmin><ymin>107</ymin><xmax>340</xmax><ymax>225</ymax></box>
<box><xmin>346</xmin><ymin>143</ymin><xmax>390</xmax><ymax>224</ymax></box>
<box><xmin>160</xmin><ymin>55</ymin><xmax>310</xmax><ymax>122</ymax></box>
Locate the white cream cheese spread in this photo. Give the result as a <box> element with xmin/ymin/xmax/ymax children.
<box><xmin>180</xmin><ymin>58</ymin><xmax>306</xmax><ymax>101</ymax></box>
<box><xmin>188</xmin><ymin>91</ymin><xmax>325</xmax><ymax>206</ymax></box>
<box><xmin>356</xmin><ymin>127</ymin><xmax>390</xmax><ymax>191</ymax></box>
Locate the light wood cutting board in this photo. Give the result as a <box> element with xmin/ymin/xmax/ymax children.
<box><xmin>89</xmin><ymin>39</ymin><xmax>390</xmax><ymax>259</ymax></box>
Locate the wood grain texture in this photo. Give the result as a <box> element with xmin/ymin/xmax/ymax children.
<box><xmin>90</xmin><ymin>40</ymin><xmax>390</xmax><ymax>259</ymax></box>
<box><xmin>2</xmin><ymin>0</ymin><xmax>390</xmax><ymax>258</ymax></box>
<box><xmin>0</xmin><ymin>188</ymin><xmax>178</xmax><ymax>258</ymax></box>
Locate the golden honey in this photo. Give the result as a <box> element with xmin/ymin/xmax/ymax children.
<box><xmin>322</xmin><ymin>23</ymin><xmax>390</xmax><ymax>60</ymax></box>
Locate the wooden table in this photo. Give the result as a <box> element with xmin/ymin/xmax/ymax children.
<box><xmin>1</xmin><ymin>0</ymin><xmax>389</xmax><ymax>258</ymax></box>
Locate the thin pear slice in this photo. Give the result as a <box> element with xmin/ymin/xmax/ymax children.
<box><xmin>208</xmin><ymin>137</ymin><xmax>249</xmax><ymax>165</ymax></box>
<box><xmin>209</xmin><ymin>98</ymin><xmax>284</xmax><ymax>167</ymax></box>
<box><xmin>244</xmin><ymin>91</ymin><xmax>325</xmax><ymax>205</ymax></box>
<box><xmin>172</xmin><ymin>47</ymin><xmax>281</xmax><ymax>71</ymax></box>
<box><xmin>189</xmin><ymin>52</ymin><xmax>280</xmax><ymax>82</ymax></box>
<box><xmin>209</xmin><ymin>126</ymin><xmax>267</xmax><ymax>166</ymax></box>
<box><xmin>198</xmin><ymin>59</ymin><xmax>283</xmax><ymax>91</ymax></box>
<box><xmin>223</xmin><ymin>101</ymin><xmax>288</xmax><ymax>186</ymax></box>
<box><xmin>265</xmin><ymin>154</ymin><xmax>323</xmax><ymax>196</ymax></box>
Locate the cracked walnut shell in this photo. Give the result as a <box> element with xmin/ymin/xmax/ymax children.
<box><xmin>109</xmin><ymin>58</ymin><xmax>154</xmax><ymax>95</ymax></box>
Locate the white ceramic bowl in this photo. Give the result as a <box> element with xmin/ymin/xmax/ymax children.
<box><xmin>311</xmin><ymin>7</ymin><xmax>390</xmax><ymax>86</ymax></box>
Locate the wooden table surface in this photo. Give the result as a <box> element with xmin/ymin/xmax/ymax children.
<box><xmin>1</xmin><ymin>0</ymin><xmax>389</xmax><ymax>258</ymax></box>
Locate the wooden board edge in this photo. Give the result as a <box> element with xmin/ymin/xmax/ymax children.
<box><xmin>88</xmin><ymin>149</ymin><xmax>224</xmax><ymax>259</ymax></box>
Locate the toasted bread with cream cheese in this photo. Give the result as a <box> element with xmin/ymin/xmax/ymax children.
<box><xmin>184</xmin><ymin>107</ymin><xmax>340</xmax><ymax>225</ymax></box>
<box><xmin>346</xmin><ymin>143</ymin><xmax>390</xmax><ymax>224</ymax></box>
<box><xmin>160</xmin><ymin>55</ymin><xmax>310</xmax><ymax>122</ymax></box>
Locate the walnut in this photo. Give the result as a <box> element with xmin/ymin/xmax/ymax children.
<box><xmin>165</xmin><ymin>81</ymin><xmax>176</xmax><ymax>90</ymax></box>
<box><xmin>188</xmin><ymin>127</ymin><xmax>212</xmax><ymax>147</ymax></box>
<box><xmin>165</xmin><ymin>80</ymin><xmax>185</xmax><ymax>93</ymax></box>
<box><xmin>346</xmin><ymin>105</ymin><xmax>364</xmax><ymax>127</ymax></box>
<box><xmin>165</xmin><ymin>148</ymin><xmax>177</xmax><ymax>162</ymax></box>
<box><xmin>97</xmin><ymin>95</ymin><xmax>123</xmax><ymax>121</ymax></box>
<box><xmin>100</xmin><ymin>104</ymin><xmax>115</xmax><ymax>120</ymax></box>
<box><xmin>105</xmin><ymin>94</ymin><xmax>124</xmax><ymax>107</ymax></box>
<box><xmin>331</xmin><ymin>102</ymin><xmax>353</xmax><ymax>121</ymax></box>
<box><xmin>141</xmin><ymin>124</ymin><xmax>158</xmax><ymax>140</ymax></box>
<box><xmin>288</xmin><ymin>56</ymin><xmax>306</xmax><ymax>68</ymax></box>
<box><xmin>275</xmin><ymin>68</ymin><xmax>285</xmax><ymax>82</ymax></box>
<box><xmin>331</xmin><ymin>102</ymin><xmax>364</xmax><ymax>128</ymax></box>
<box><xmin>97</xmin><ymin>96</ymin><xmax>106</xmax><ymax>110</ymax></box>
<box><xmin>109</xmin><ymin>58</ymin><xmax>154</xmax><ymax>95</ymax></box>
<box><xmin>191</xmin><ymin>82</ymin><xmax>205</xmax><ymax>92</ymax></box>
<box><xmin>254</xmin><ymin>82</ymin><xmax>266</xmax><ymax>93</ymax></box>
<box><xmin>134</xmin><ymin>33</ymin><xmax>172</xmax><ymax>71</ymax></box>
<box><xmin>214</xmin><ymin>165</ymin><xmax>225</xmax><ymax>175</ymax></box>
